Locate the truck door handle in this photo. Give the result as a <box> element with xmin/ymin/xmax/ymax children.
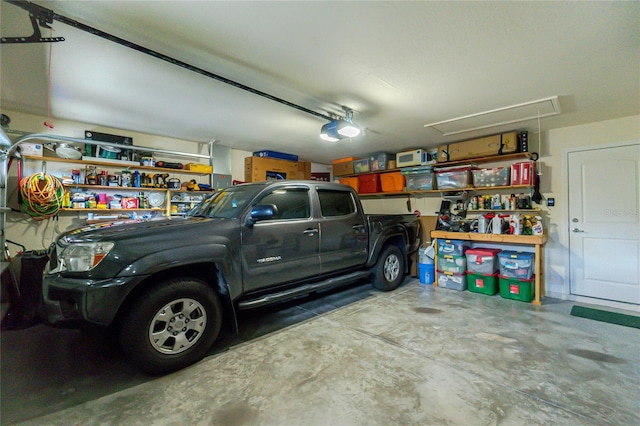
<box><xmin>352</xmin><ymin>224</ymin><xmax>365</xmax><ymax>231</ymax></box>
<box><xmin>303</xmin><ymin>228</ymin><xmax>318</xmax><ymax>236</ymax></box>
<box><xmin>572</xmin><ymin>228</ymin><xmax>585</xmax><ymax>233</ymax></box>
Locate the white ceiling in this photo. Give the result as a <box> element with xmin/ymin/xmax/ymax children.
<box><xmin>1</xmin><ymin>1</ymin><xmax>639</xmax><ymax>164</ymax></box>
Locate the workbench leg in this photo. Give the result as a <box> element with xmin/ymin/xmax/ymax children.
<box><xmin>533</xmin><ymin>244</ymin><xmax>542</xmax><ymax>306</ymax></box>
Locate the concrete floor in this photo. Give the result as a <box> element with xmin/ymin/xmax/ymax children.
<box><xmin>2</xmin><ymin>279</ymin><xmax>639</xmax><ymax>425</ymax></box>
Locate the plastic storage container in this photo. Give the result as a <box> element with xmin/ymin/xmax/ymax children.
<box><xmin>339</xmin><ymin>177</ymin><xmax>359</xmax><ymax>193</ymax></box>
<box><xmin>353</xmin><ymin>159</ymin><xmax>371</xmax><ymax>174</ymax></box>
<box><xmin>437</xmin><ymin>271</ymin><xmax>467</xmax><ymax>291</ymax></box>
<box><xmin>369</xmin><ymin>153</ymin><xmax>395</xmax><ymax>171</ymax></box>
<box><xmin>437</xmin><ymin>239</ymin><xmax>471</xmax><ymax>256</ymax></box>
<box><xmin>472</xmin><ymin>167</ymin><xmax>510</xmax><ymax>187</ymax></box>
<box><xmin>435</xmin><ymin>167</ymin><xmax>472</xmax><ymax>189</ymax></box>
<box><xmin>465</xmin><ymin>248</ymin><xmax>501</xmax><ymax>274</ymax></box>
<box><xmin>418</xmin><ymin>263</ymin><xmax>435</xmax><ymax>285</ymax></box>
<box><xmin>437</xmin><ymin>254</ymin><xmax>467</xmax><ymax>274</ymax></box>
<box><xmin>253</xmin><ymin>150</ymin><xmax>298</xmax><ymax>162</ymax></box>
<box><xmin>499</xmin><ymin>275</ymin><xmax>535</xmax><ymax>302</ymax></box>
<box><xmin>498</xmin><ymin>250</ymin><xmax>535</xmax><ymax>279</ymax></box>
<box><xmin>467</xmin><ymin>272</ymin><xmax>499</xmax><ymax>295</ymax></box>
<box><xmin>357</xmin><ymin>174</ymin><xmax>381</xmax><ymax>194</ymax></box>
<box><xmin>402</xmin><ymin>166</ymin><xmax>435</xmax><ymax>191</ymax></box>
<box><xmin>379</xmin><ymin>172</ymin><xmax>405</xmax><ymax>192</ymax></box>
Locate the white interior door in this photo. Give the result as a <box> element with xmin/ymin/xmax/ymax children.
<box><xmin>568</xmin><ymin>143</ymin><xmax>640</xmax><ymax>304</ymax></box>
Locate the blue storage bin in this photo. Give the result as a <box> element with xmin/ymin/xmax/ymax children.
<box><xmin>253</xmin><ymin>150</ymin><xmax>298</xmax><ymax>162</ymax></box>
<box><xmin>437</xmin><ymin>239</ymin><xmax>471</xmax><ymax>256</ymax></box>
<box><xmin>498</xmin><ymin>250</ymin><xmax>535</xmax><ymax>279</ymax></box>
<box><xmin>418</xmin><ymin>263</ymin><xmax>435</xmax><ymax>285</ymax></box>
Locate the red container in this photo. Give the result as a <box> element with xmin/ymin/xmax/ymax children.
<box><xmin>358</xmin><ymin>174</ymin><xmax>381</xmax><ymax>194</ymax></box>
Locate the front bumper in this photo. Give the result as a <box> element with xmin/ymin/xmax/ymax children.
<box><xmin>43</xmin><ymin>273</ymin><xmax>149</xmax><ymax>327</ymax></box>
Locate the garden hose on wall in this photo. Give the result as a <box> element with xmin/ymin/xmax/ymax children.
<box><xmin>19</xmin><ymin>173</ymin><xmax>64</xmax><ymax>220</ymax></box>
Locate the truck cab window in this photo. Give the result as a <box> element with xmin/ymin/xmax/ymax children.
<box><xmin>318</xmin><ymin>189</ymin><xmax>356</xmax><ymax>217</ymax></box>
<box><xmin>256</xmin><ymin>188</ymin><xmax>311</xmax><ymax>220</ymax></box>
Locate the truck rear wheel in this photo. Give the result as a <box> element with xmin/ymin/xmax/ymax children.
<box><xmin>371</xmin><ymin>244</ymin><xmax>405</xmax><ymax>291</ymax></box>
<box><xmin>119</xmin><ymin>278</ymin><xmax>222</xmax><ymax>374</ymax></box>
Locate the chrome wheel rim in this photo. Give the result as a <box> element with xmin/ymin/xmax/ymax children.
<box><xmin>384</xmin><ymin>253</ymin><xmax>400</xmax><ymax>282</ymax></box>
<box><xmin>148</xmin><ymin>298</ymin><xmax>207</xmax><ymax>355</ymax></box>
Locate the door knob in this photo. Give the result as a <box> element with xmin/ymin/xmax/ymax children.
<box><xmin>572</xmin><ymin>228</ymin><xmax>585</xmax><ymax>233</ymax></box>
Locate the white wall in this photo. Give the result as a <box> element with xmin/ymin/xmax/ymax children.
<box><xmin>540</xmin><ymin>115</ymin><xmax>640</xmax><ymax>298</ymax></box>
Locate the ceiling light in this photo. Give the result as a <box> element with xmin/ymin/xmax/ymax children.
<box><xmin>320</xmin><ymin>107</ymin><xmax>360</xmax><ymax>141</ymax></box>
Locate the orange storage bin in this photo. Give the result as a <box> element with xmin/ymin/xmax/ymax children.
<box><xmin>380</xmin><ymin>172</ymin><xmax>405</xmax><ymax>192</ymax></box>
<box><xmin>339</xmin><ymin>177</ymin><xmax>359</xmax><ymax>192</ymax></box>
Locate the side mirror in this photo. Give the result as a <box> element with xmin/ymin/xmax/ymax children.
<box><xmin>246</xmin><ymin>204</ymin><xmax>277</xmax><ymax>227</ymax></box>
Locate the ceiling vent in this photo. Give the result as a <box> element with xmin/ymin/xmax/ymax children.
<box><xmin>424</xmin><ymin>96</ymin><xmax>561</xmax><ymax>136</ymax></box>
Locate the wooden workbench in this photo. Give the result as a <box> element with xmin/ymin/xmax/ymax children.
<box><xmin>431</xmin><ymin>231</ymin><xmax>548</xmax><ymax>305</ymax></box>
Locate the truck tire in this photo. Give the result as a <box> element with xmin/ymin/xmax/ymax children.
<box><xmin>119</xmin><ymin>278</ymin><xmax>222</xmax><ymax>374</ymax></box>
<box><xmin>371</xmin><ymin>244</ymin><xmax>405</xmax><ymax>291</ymax></box>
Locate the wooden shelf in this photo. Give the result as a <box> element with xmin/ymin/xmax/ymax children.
<box><xmin>432</xmin><ymin>152</ymin><xmax>533</xmax><ymax>168</ymax></box>
<box><xmin>62</xmin><ymin>208</ymin><xmax>165</xmax><ymax>212</ymax></box>
<box><xmin>431</xmin><ymin>230</ymin><xmax>546</xmax><ymax>306</ymax></box>
<box><xmin>431</xmin><ymin>230</ymin><xmax>546</xmax><ymax>245</ymax></box>
<box><xmin>22</xmin><ymin>155</ymin><xmax>209</xmax><ymax>175</ymax></box>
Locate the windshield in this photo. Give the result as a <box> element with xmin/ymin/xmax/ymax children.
<box><xmin>187</xmin><ymin>185</ymin><xmax>263</xmax><ymax>219</ymax></box>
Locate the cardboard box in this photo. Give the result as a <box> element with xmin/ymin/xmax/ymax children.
<box><xmin>18</xmin><ymin>143</ymin><xmax>43</xmax><ymax>157</ymax></box>
<box><xmin>437</xmin><ymin>132</ymin><xmax>519</xmax><ymax>163</ymax></box>
<box><xmin>332</xmin><ymin>161</ymin><xmax>354</xmax><ymax>177</ymax></box>
<box><xmin>244</xmin><ymin>156</ymin><xmax>300</xmax><ymax>182</ymax></box>
<box><xmin>297</xmin><ymin>161</ymin><xmax>311</xmax><ymax>180</ymax></box>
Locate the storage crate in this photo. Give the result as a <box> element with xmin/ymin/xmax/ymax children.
<box><xmin>419</xmin><ymin>263</ymin><xmax>435</xmax><ymax>285</ymax></box>
<box><xmin>253</xmin><ymin>150</ymin><xmax>298</xmax><ymax>162</ymax></box>
<box><xmin>357</xmin><ymin>174</ymin><xmax>381</xmax><ymax>194</ymax></box>
<box><xmin>435</xmin><ymin>167</ymin><xmax>472</xmax><ymax>189</ymax></box>
<box><xmin>332</xmin><ymin>156</ymin><xmax>360</xmax><ymax>164</ymax></box>
<box><xmin>369</xmin><ymin>152</ymin><xmax>395</xmax><ymax>171</ymax></box>
<box><xmin>472</xmin><ymin>167</ymin><xmax>509</xmax><ymax>187</ymax></box>
<box><xmin>437</xmin><ymin>254</ymin><xmax>467</xmax><ymax>274</ymax></box>
<box><xmin>353</xmin><ymin>159</ymin><xmax>371</xmax><ymax>174</ymax></box>
<box><xmin>499</xmin><ymin>275</ymin><xmax>534</xmax><ymax>302</ymax></box>
<box><xmin>467</xmin><ymin>272</ymin><xmax>499</xmax><ymax>295</ymax></box>
<box><xmin>402</xmin><ymin>166</ymin><xmax>434</xmax><ymax>190</ymax></box>
<box><xmin>185</xmin><ymin>163</ymin><xmax>213</xmax><ymax>173</ymax></box>
<box><xmin>380</xmin><ymin>172</ymin><xmax>405</xmax><ymax>192</ymax></box>
<box><xmin>437</xmin><ymin>239</ymin><xmax>471</xmax><ymax>256</ymax></box>
<box><xmin>465</xmin><ymin>248</ymin><xmax>501</xmax><ymax>274</ymax></box>
<box><xmin>498</xmin><ymin>250</ymin><xmax>535</xmax><ymax>279</ymax></box>
<box><xmin>437</xmin><ymin>271</ymin><xmax>467</xmax><ymax>291</ymax></box>
<box><xmin>339</xmin><ymin>177</ymin><xmax>359</xmax><ymax>193</ymax></box>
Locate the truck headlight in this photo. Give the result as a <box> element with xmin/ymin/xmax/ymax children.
<box><xmin>60</xmin><ymin>242</ymin><xmax>114</xmax><ymax>272</ymax></box>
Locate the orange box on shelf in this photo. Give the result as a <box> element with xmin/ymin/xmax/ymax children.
<box><xmin>339</xmin><ymin>177</ymin><xmax>359</xmax><ymax>192</ymax></box>
<box><xmin>332</xmin><ymin>156</ymin><xmax>360</xmax><ymax>164</ymax></box>
<box><xmin>380</xmin><ymin>172</ymin><xmax>405</xmax><ymax>192</ymax></box>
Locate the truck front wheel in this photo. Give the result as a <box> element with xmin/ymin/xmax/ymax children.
<box><xmin>371</xmin><ymin>244</ymin><xmax>405</xmax><ymax>291</ymax></box>
<box><xmin>119</xmin><ymin>278</ymin><xmax>222</xmax><ymax>374</ymax></box>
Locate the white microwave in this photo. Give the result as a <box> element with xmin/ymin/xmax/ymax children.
<box><xmin>396</xmin><ymin>149</ymin><xmax>427</xmax><ymax>167</ymax></box>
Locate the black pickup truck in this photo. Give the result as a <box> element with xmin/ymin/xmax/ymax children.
<box><xmin>43</xmin><ymin>181</ymin><xmax>421</xmax><ymax>373</ymax></box>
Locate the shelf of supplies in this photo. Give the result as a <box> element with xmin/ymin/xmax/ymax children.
<box><xmin>62</xmin><ymin>208</ymin><xmax>165</xmax><ymax>212</ymax></box>
<box><xmin>22</xmin><ymin>155</ymin><xmax>209</xmax><ymax>175</ymax></box>
<box><xmin>63</xmin><ymin>184</ymin><xmax>167</xmax><ymax>191</ymax></box>
<box><xmin>464</xmin><ymin>209</ymin><xmax>541</xmax><ymax>213</ymax></box>
<box><xmin>431</xmin><ymin>230</ymin><xmax>546</xmax><ymax>306</ymax></box>
<box><xmin>433</xmin><ymin>152</ymin><xmax>533</xmax><ymax>168</ymax></box>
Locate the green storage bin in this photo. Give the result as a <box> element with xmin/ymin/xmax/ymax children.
<box><xmin>499</xmin><ymin>275</ymin><xmax>535</xmax><ymax>302</ymax></box>
<box><xmin>467</xmin><ymin>272</ymin><xmax>499</xmax><ymax>295</ymax></box>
